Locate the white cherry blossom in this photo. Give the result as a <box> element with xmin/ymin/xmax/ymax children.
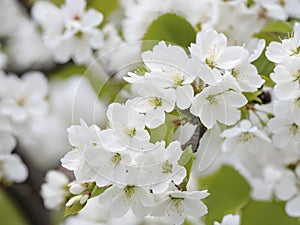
<box><xmin>189</xmin><ymin>28</ymin><xmax>248</xmax><ymax>85</ymax></box>
<box><xmin>0</xmin><ymin>71</ymin><xmax>48</xmax><ymax>123</ymax></box>
<box><xmin>134</xmin><ymin>141</ymin><xmax>186</xmax><ymax>193</ymax></box>
<box><xmin>140</xmin><ymin>41</ymin><xmax>198</xmax><ymax>109</ymax></box>
<box><xmin>99</xmin><ymin>100</ymin><xmax>150</xmax><ymax>151</ymax></box>
<box><xmin>270</xmin><ymin>58</ymin><xmax>300</xmax><ymax>100</ymax></box>
<box><xmin>151</xmin><ymin>185</ymin><xmax>209</xmax><ymax>225</ymax></box>
<box><xmin>130</xmin><ymin>86</ymin><xmax>175</xmax><ymax>129</ymax></box>
<box><xmin>32</xmin><ymin>0</ymin><xmax>104</xmax><ymax>64</ymax></box>
<box><xmin>40</xmin><ymin>170</ymin><xmax>69</xmax><ymax>210</ymax></box>
<box><xmin>266</xmin><ymin>22</ymin><xmax>300</xmax><ymax>64</ymax></box>
<box><xmin>221</xmin><ymin>120</ymin><xmax>271</xmax><ymax>153</ymax></box>
<box><xmin>98</xmin><ymin>185</ymin><xmax>154</xmax><ymax>218</ymax></box>
<box><xmin>190</xmin><ymin>74</ymin><xmax>247</xmax><ymax>129</ymax></box>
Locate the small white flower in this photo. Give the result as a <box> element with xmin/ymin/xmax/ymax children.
<box><xmin>270</xmin><ymin>59</ymin><xmax>300</xmax><ymax>100</ymax></box>
<box><xmin>40</xmin><ymin>170</ymin><xmax>69</xmax><ymax>210</ymax></box>
<box><xmin>32</xmin><ymin>0</ymin><xmax>104</xmax><ymax>64</ymax></box>
<box><xmin>189</xmin><ymin>28</ymin><xmax>248</xmax><ymax>85</ymax></box>
<box><xmin>84</xmin><ymin>146</ymin><xmax>132</xmax><ymax>186</ymax></box>
<box><xmin>214</xmin><ymin>214</ymin><xmax>240</xmax><ymax>225</ymax></box>
<box><xmin>221</xmin><ymin>120</ymin><xmax>271</xmax><ymax>153</ymax></box>
<box><xmin>268</xmin><ymin>114</ymin><xmax>300</xmax><ymax>152</ymax></box>
<box><xmin>131</xmin><ymin>87</ymin><xmax>175</xmax><ymax>129</ymax></box>
<box><xmin>190</xmin><ymin>74</ymin><xmax>247</xmax><ymax>129</ymax></box>
<box><xmin>230</xmin><ymin>55</ymin><xmax>265</xmax><ymax>92</ymax></box>
<box><xmin>139</xmin><ymin>41</ymin><xmax>198</xmax><ymax>109</ymax></box>
<box><xmin>266</xmin><ymin>22</ymin><xmax>300</xmax><ymax>64</ymax></box>
<box><xmin>135</xmin><ymin>141</ymin><xmax>186</xmax><ymax>193</ymax></box>
<box><xmin>0</xmin><ymin>71</ymin><xmax>48</xmax><ymax>123</ymax></box>
<box><xmin>98</xmin><ymin>185</ymin><xmax>155</xmax><ymax>218</ymax></box>
<box><xmin>61</xmin><ymin>148</ymin><xmax>96</xmax><ymax>184</ymax></box>
<box><xmin>67</xmin><ymin>119</ymin><xmax>102</xmax><ymax>150</ymax></box>
<box><xmin>99</xmin><ymin>100</ymin><xmax>150</xmax><ymax>151</ymax></box>
<box><xmin>0</xmin><ymin>127</ymin><xmax>28</xmax><ymax>183</ymax></box>
<box><xmin>0</xmin><ymin>153</ymin><xmax>28</xmax><ymax>183</ymax></box>
<box><xmin>151</xmin><ymin>187</ymin><xmax>209</xmax><ymax>225</ymax></box>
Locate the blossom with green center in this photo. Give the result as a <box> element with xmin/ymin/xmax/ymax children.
<box><xmin>98</xmin><ymin>185</ymin><xmax>154</xmax><ymax>218</ymax></box>
<box><xmin>162</xmin><ymin>160</ymin><xmax>173</xmax><ymax>174</ymax></box>
<box><xmin>221</xmin><ymin>120</ymin><xmax>271</xmax><ymax>153</ymax></box>
<box><xmin>111</xmin><ymin>153</ymin><xmax>122</xmax><ymax>165</ymax></box>
<box><xmin>237</xmin><ymin>132</ymin><xmax>255</xmax><ymax>143</ymax></box>
<box><xmin>289</xmin><ymin>123</ymin><xmax>298</xmax><ymax>136</ymax></box>
<box><xmin>123</xmin><ymin>185</ymin><xmax>135</xmax><ymax>198</ymax></box>
<box><xmin>149</xmin><ymin>97</ymin><xmax>162</xmax><ymax>107</ymax></box>
<box><xmin>151</xmin><ymin>187</ymin><xmax>209</xmax><ymax>225</ymax></box>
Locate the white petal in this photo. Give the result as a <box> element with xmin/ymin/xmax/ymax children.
<box><xmin>286</xmin><ymin>196</ymin><xmax>300</xmax><ymax>217</ymax></box>
<box><xmin>98</xmin><ymin>186</ymin><xmax>121</xmax><ymax>205</ymax></box>
<box><xmin>183</xmin><ymin>198</ymin><xmax>208</xmax><ymax>217</ymax></box>
<box><xmin>176</xmin><ymin>85</ymin><xmax>194</xmax><ymax>110</ymax></box>
<box><xmin>196</xmin><ymin>125</ymin><xmax>223</xmax><ymax>172</ymax></box>
<box><xmin>2</xmin><ymin>154</ymin><xmax>28</xmax><ymax>182</ymax></box>
<box><xmin>110</xmin><ymin>193</ymin><xmax>131</xmax><ymax>218</ymax></box>
<box><xmin>145</xmin><ymin>108</ymin><xmax>165</xmax><ymax>129</ymax></box>
<box><xmin>0</xmin><ymin>132</ymin><xmax>16</xmax><ymax>154</ymax></box>
<box><xmin>266</xmin><ymin>42</ymin><xmax>286</xmax><ymax>63</ymax></box>
<box><xmin>217</xmin><ymin>46</ymin><xmax>248</xmax><ymax>69</ymax></box>
<box><xmin>81</xmin><ymin>9</ymin><xmax>103</xmax><ymax>27</ymax></box>
<box><xmin>275</xmin><ymin>179</ymin><xmax>297</xmax><ymax>201</ymax></box>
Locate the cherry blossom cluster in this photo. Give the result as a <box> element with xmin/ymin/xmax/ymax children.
<box><xmin>50</xmin><ymin>26</ymin><xmax>268</xmax><ymax>224</ymax></box>
<box><xmin>32</xmin><ymin>0</ymin><xmax>104</xmax><ymax>64</ymax></box>
<box><xmin>122</xmin><ymin>0</ymin><xmax>300</xmax><ymax>44</ymax></box>
<box><xmin>0</xmin><ymin>71</ymin><xmax>48</xmax><ymax>184</ymax></box>
<box><xmin>198</xmin><ymin>23</ymin><xmax>300</xmax><ymax>218</ymax></box>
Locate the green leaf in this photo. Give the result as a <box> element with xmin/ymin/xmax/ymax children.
<box><xmin>179</xmin><ymin>145</ymin><xmax>194</xmax><ymax>167</ymax></box>
<box><xmin>98</xmin><ymin>78</ymin><xmax>128</xmax><ymax>104</ymax></box>
<box><xmin>179</xmin><ymin>145</ymin><xmax>195</xmax><ymax>191</ymax></box>
<box><xmin>261</xmin><ymin>75</ymin><xmax>275</xmax><ymax>87</ymax></box>
<box><xmin>149</xmin><ymin>123</ymin><xmax>168</xmax><ymax>143</ymax></box>
<box><xmin>64</xmin><ymin>199</ymin><xmax>86</xmax><ymax>217</ymax></box>
<box><xmin>254</xmin><ymin>21</ymin><xmax>293</xmax><ymax>44</ymax></box>
<box><xmin>47</xmin><ymin>63</ymin><xmax>87</xmax><ymax>79</ymax></box>
<box><xmin>0</xmin><ymin>189</ymin><xmax>29</xmax><ymax>225</ymax></box>
<box><xmin>90</xmin><ymin>185</ymin><xmax>109</xmax><ymax>198</ymax></box>
<box><xmin>199</xmin><ymin>165</ymin><xmax>251</xmax><ymax>225</ymax></box>
<box><xmin>149</xmin><ymin>111</ymin><xmax>181</xmax><ymax>145</ymax></box>
<box><xmin>243</xmin><ymin>90</ymin><xmax>263</xmax><ymax>104</ymax></box>
<box><xmin>242</xmin><ymin>200</ymin><xmax>300</xmax><ymax>225</ymax></box>
<box><xmin>252</xmin><ymin>52</ymin><xmax>275</xmax><ymax>78</ymax></box>
<box><xmin>142</xmin><ymin>13</ymin><xmax>196</xmax><ymax>51</ymax></box>
<box><xmin>51</xmin><ymin>0</ymin><xmax>64</xmax><ymax>6</ymax></box>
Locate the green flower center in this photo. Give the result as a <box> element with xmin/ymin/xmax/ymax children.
<box><xmin>149</xmin><ymin>97</ymin><xmax>163</xmax><ymax>107</ymax></box>
<box><xmin>289</xmin><ymin>123</ymin><xmax>298</xmax><ymax>136</ymax></box>
<box><xmin>206</xmin><ymin>95</ymin><xmax>219</xmax><ymax>105</ymax></box>
<box><xmin>238</xmin><ymin>132</ymin><xmax>255</xmax><ymax>142</ymax></box>
<box><xmin>111</xmin><ymin>153</ymin><xmax>122</xmax><ymax>164</ymax></box>
<box><xmin>124</xmin><ymin>185</ymin><xmax>135</xmax><ymax>198</ymax></box>
<box><xmin>162</xmin><ymin>160</ymin><xmax>173</xmax><ymax>174</ymax></box>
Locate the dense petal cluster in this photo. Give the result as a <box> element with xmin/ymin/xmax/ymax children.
<box><xmin>32</xmin><ymin>0</ymin><xmax>104</xmax><ymax>64</ymax></box>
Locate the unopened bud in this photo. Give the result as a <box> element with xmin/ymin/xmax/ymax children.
<box><xmin>70</xmin><ymin>184</ymin><xmax>86</xmax><ymax>195</ymax></box>
<box><xmin>80</xmin><ymin>194</ymin><xmax>89</xmax><ymax>205</ymax></box>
